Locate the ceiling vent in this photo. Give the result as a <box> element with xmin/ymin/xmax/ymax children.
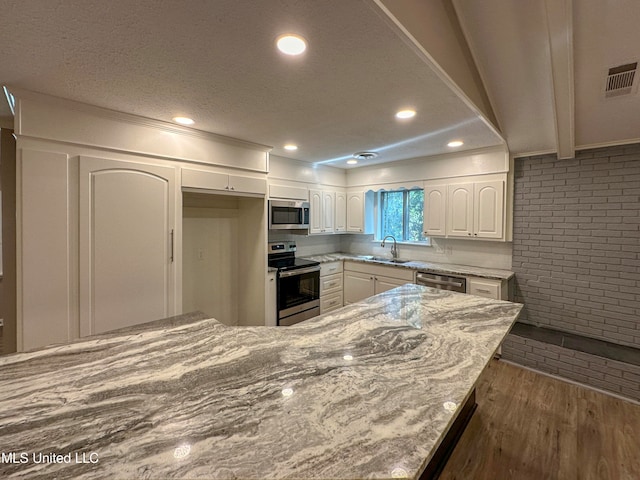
<box><xmin>353</xmin><ymin>151</ymin><xmax>379</xmax><ymax>161</ymax></box>
<box><xmin>604</xmin><ymin>62</ymin><xmax>637</xmax><ymax>98</ymax></box>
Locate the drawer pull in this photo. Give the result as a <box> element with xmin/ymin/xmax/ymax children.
<box><xmin>476</xmin><ymin>288</ymin><xmax>491</xmax><ymax>293</ymax></box>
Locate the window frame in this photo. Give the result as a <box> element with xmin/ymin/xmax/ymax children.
<box><xmin>376</xmin><ymin>188</ymin><xmax>429</xmax><ymax>244</ymax></box>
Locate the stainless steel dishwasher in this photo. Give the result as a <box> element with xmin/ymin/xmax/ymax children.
<box><xmin>415</xmin><ymin>271</ymin><xmax>467</xmax><ymax>293</ymax></box>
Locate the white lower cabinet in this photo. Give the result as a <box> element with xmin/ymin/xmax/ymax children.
<box><xmin>466</xmin><ymin>277</ymin><xmax>508</xmax><ymax>300</ymax></box>
<box><xmin>467</xmin><ymin>276</ymin><xmax>509</xmax><ymax>357</ymax></box>
<box><xmin>343</xmin><ymin>261</ymin><xmax>414</xmax><ymax>304</ymax></box>
<box><xmin>266</xmin><ymin>270</ymin><xmax>277</xmax><ymax>326</ymax></box>
<box><xmin>320</xmin><ymin>261</ymin><xmax>343</xmax><ymax>314</ymax></box>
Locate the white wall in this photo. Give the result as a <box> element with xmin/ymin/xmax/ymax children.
<box><xmin>267</xmin><ymin>231</ymin><xmax>343</xmax><ymax>257</ymax></box>
<box><xmin>346</xmin><ymin>145</ymin><xmax>509</xmax><ymax>187</ymax></box>
<box><xmin>269</xmin><ymin>155</ymin><xmax>347</xmax><ymax>188</ymax></box>
<box><xmin>182</xmin><ymin>193</ymin><xmax>266</xmax><ymax>327</ymax></box>
<box><xmin>14</xmin><ymin>89</ymin><xmax>270</xmax><ymax>172</ymax></box>
<box><xmin>183</xmin><ymin>203</ymin><xmax>239</xmax><ymax>325</ymax></box>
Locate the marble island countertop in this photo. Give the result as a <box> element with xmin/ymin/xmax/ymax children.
<box><xmin>302</xmin><ymin>252</ymin><xmax>514</xmax><ymax>280</ymax></box>
<box><xmin>0</xmin><ymin>285</ymin><xmax>522</xmax><ymax>480</ymax></box>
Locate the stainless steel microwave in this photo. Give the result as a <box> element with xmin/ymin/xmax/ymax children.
<box><xmin>268</xmin><ymin>200</ymin><xmax>310</xmax><ymax>230</ymax></box>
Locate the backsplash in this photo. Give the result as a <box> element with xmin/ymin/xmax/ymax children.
<box><xmin>342</xmin><ymin>234</ymin><xmax>513</xmax><ymax>270</ymax></box>
<box><xmin>267</xmin><ymin>232</ymin><xmax>342</xmax><ymax>257</ymax></box>
<box><xmin>268</xmin><ymin>231</ymin><xmax>513</xmax><ymax>270</ymax></box>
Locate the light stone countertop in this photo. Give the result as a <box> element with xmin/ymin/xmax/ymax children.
<box><xmin>302</xmin><ymin>252</ymin><xmax>515</xmax><ymax>280</ymax></box>
<box><xmin>0</xmin><ymin>285</ymin><xmax>522</xmax><ymax>480</ymax></box>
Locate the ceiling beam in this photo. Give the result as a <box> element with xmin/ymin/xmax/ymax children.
<box><xmin>544</xmin><ymin>0</ymin><xmax>575</xmax><ymax>159</ymax></box>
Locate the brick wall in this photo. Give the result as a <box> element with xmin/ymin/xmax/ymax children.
<box><xmin>511</xmin><ymin>143</ymin><xmax>640</xmax><ymax>347</ymax></box>
<box><xmin>504</xmin><ymin>143</ymin><xmax>640</xmax><ymax>400</ymax></box>
<box><xmin>502</xmin><ymin>335</ymin><xmax>640</xmax><ymax>402</ymax></box>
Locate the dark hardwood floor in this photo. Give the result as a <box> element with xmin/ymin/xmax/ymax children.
<box><xmin>439</xmin><ymin>359</ymin><xmax>640</xmax><ymax>480</ymax></box>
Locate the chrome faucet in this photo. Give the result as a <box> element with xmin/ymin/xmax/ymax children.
<box><xmin>381</xmin><ymin>235</ymin><xmax>398</xmax><ymax>260</ymax></box>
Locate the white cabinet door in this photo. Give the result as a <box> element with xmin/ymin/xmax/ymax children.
<box><xmin>423</xmin><ymin>185</ymin><xmax>447</xmax><ymax>236</ymax></box>
<box><xmin>447</xmin><ymin>183</ymin><xmax>474</xmax><ymax>237</ymax></box>
<box><xmin>474</xmin><ymin>181</ymin><xmax>504</xmax><ymax>239</ymax></box>
<box><xmin>374</xmin><ymin>275</ymin><xmax>409</xmax><ymax>295</ymax></box>
<box><xmin>266</xmin><ymin>270</ymin><xmax>277</xmax><ymax>326</ymax></box>
<box><xmin>309</xmin><ymin>188</ymin><xmax>335</xmax><ymax>234</ymax></box>
<box><xmin>322</xmin><ymin>190</ymin><xmax>335</xmax><ymax>233</ymax></box>
<box><xmin>446</xmin><ymin>181</ymin><xmax>504</xmax><ymax>239</ymax></box>
<box><xmin>344</xmin><ymin>270</ymin><xmax>374</xmax><ymax>304</ymax></box>
<box><xmin>182</xmin><ymin>168</ymin><xmax>266</xmax><ymax>195</ymax></box>
<box><xmin>228</xmin><ymin>174</ymin><xmax>267</xmax><ymax>195</ymax></box>
<box><xmin>346</xmin><ymin>191</ymin><xmax>364</xmax><ymax>233</ymax></box>
<box><xmin>79</xmin><ymin>157</ymin><xmax>176</xmax><ymax>336</ymax></box>
<box><xmin>467</xmin><ymin>277</ymin><xmax>507</xmax><ymax>300</ymax></box>
<box><xmin>335</xmin><ymin>190</ymin><xmax>347</xmax><ymax>232</ymax></box>
<box><xmin>309</xmin><ymin>189</ymin><xmax>323</xmax><ymax>234</ymax></box>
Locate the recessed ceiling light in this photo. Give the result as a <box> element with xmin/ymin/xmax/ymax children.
<box><xmin>347</xmin><ymin>159</ymin><xmax>358</xmax><ymax>165</ymax></box>
<box><xmin>276</xmin><ymin>34</ymin><xmax>307</xmax><ymax>55</ymax></box>
<box><xmin>447</xmin><ymin>140</ymin><xmax>464</xmax><ymax>148</ymax></box>
<box><xmin>173</xmin><ymin>116</ymin><xmax>194</xmax><ymax>125</ymax></box>
<box><xmin>395</xmin><ymin>109</ymin><xmax>416</xmax><ymax>119</ymax></box>
<box><xmin>284</xmin><ymin>144</ymin><xmax>298</xmax><ymax>151</ymax></box>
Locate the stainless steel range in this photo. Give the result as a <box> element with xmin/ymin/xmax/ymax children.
<box><xmin>268</xmin><ymin>242</ymin><xmax>320</xmax><ymax>326</ymax></box>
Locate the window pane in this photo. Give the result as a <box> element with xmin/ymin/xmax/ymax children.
<box><xmin>407</xmin><ymin>190</ymin><xmax>424</xmax><ymax>241</ymax></box>
<box><xmin>381</xmin><ymin>191</ymin><xmax>403</xmax><ymax>239</ymax></box>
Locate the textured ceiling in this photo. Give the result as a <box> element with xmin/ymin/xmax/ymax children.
<box><xmin>0</xmin><ymin>0</ymin><xmax>504</xmax><ymax>168</ymax></box>
<box><xmin>3</xmin><ymin>1</ymin><xmax>637</xmax><ymax>165</ymax></box>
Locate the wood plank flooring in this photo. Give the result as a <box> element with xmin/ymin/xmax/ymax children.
<box><xmin>439</xmin><ymin>360</ymin><xmax>640</xmax><ymax>480</ymax></box>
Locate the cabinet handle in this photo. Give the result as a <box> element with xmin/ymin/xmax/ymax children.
<box><xmin>225</xmin><ymin>185</ymin><xmax>229</xmax><ymax>190</ymax></box>
<box><xmin>329</xmin><ymin>268</ymin><xmax>337</xmax><ymax>272</ymax></box>
<box><xmin>170</xmin><ymin>229</ymin><xmax>174</xmax><ymax>263</ymax></box>
<box><xmin>473</xmin><ymin>233</ymin><xmax>478</xmax><ymax>237</ymax></box>
<box><xmin>230</xmin><ymin>186</ymin><xmax>235</xmax><ymax>191</ymax></box>
<box><xmin>329</xmin><ymin>300</ymin><xmax>337</xmax><ymax>305</ymax></box>
<box><xmin>468</xmin><ymin>233</ymin><xmax>472</xmax><ymax>236</ymax></box>
<box><xmin>476</xmin><ymin>288</ymin><xmax>491</xmax><ymax>293</ymax></box>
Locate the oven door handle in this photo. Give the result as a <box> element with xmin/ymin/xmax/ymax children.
<box><xmin>279</xmin><ymin>266</ymin><xmax>321</xmax><ymax>278</ymax></box>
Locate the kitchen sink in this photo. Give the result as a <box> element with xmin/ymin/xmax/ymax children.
<box><xmin>370</xmin><ymin>256</ymin><xmax>410</xmax><ymax>264</ymax></box>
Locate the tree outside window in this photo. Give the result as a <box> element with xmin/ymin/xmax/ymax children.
<box><xmin>379</xmin><ymin>189</ymin><xmax>426</xmax><ymax>242</ymax></box>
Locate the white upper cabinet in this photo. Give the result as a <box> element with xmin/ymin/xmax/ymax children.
<box><xmin>335</xmin><ymin>190</ymin><xmax>347</xmax><ymax>232</ymax></box>
<box><xmin>309</xmin><ymin>188</ymin><xmax>336</xmax><ymax>234</ymax></box>
<box><xmin>447</xmin><ymin>183</ymin><xmax>474</xmax><ymax>237</ymax></box>
<box><xmin>346</xmin><ymin>190</ymin><xmax>365</xmax><ymax>233</ymax></box>
<box><xmin>309</xmin><ymin>189</ymin><xmax>323</xmax><ymax>234</ymax></box>
<box><xmin>447</xmin><ymin>180</ymin><xmax>504</xmax><ymax>239</ymax></box>
<box><xmin>182</xmin><ymin>168</ymin><xmax>266</xmax><ymax>195</ymax></box>
<box><xmin>322</xmin><ymin>191</ymin><xmax>335</xmax><ymax>233</ymax></box>
<box><xmin>474</xmin><ymin>181</ymin><xmax>504</xmax><ymax>239</ymax></box>
<box><xmin>268</xmin><ymin>183</ymin><xmax>308</xmax><ymax>201</ymax></box>
<box><xmin>423</xmin><ymin>185</ymin><xmax>447</xmax><ymax>236</ymax></box>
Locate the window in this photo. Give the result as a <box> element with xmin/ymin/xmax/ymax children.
<box><xmin>378</xmin><ymin>189</ymin><xmax>427</xmax><ymax>242</ymax></box>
